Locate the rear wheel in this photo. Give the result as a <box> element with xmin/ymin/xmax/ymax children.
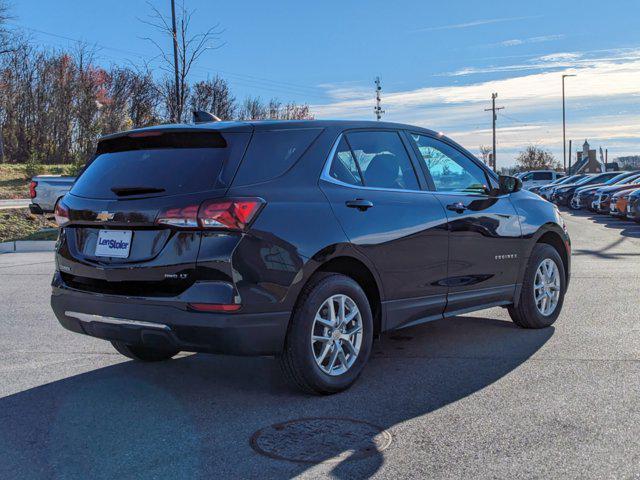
<box><xmin>508</xmin><ymin>243</ymin><xmax>566</xmax><ymax>329</ymax></box>
<box><xmin>111</xmin><ymin>341</ymin><xmax>179</xmax><ymax>362</ymax></box>
<box><xmin>279</xmin><ymin>273</ymin><xmax>373</xmax><ymax>395</ymax></box>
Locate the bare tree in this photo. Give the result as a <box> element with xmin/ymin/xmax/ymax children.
<box><xmin>127</xmin><ymin>66</ymin><xmax>161</xmax><ymax>127</ymax></box>
<box><xmin>479</xmin><ymin>145</ymin><xmax>492</xmax><ymax>165</ymax></box>
<box><xmin>268</xmin><ymin>98</ymin><xmax>282</xmax><ymax>119</ymax></box>
<box><xmin>0</xmin><ymin>0</ymin><xmax>13</xmax><ymax>55</ymax></box>
<box><xmin>190</xmin><ymin>76</ymin><xmax>236</xmax><ymax>120</ymax></box>
<box><xmin>264</xmin><ymin>98</ymin><xmax>313</xmax><ymax>120</ymax></box>
<box><xmin>237</xmin><ymin>96</ymin><xmax>268</xmax><ymax>120</ymax></box>
<box><xmin>141</xmin><ymin>0</ymin><xmax>224</xmax><ymax>122</ymax></box>
<box><xmin>279</xmin><ymin>101</ymin><xmax>313</xmax><ymax>120</ymax></box>
<box><xmin>515</xmin><ymin>145</ymin><xmax>561</xmax><ymax>171</ymax></box>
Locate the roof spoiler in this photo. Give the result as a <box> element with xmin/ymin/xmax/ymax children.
<box><xmin>193</xmin><ymin>110</ymin><xmax>221</xmax><ymax>124</ymax></box>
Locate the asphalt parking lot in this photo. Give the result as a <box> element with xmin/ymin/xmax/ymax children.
<box><xmin>1</xmin><ymin>211</ymin><xmax>638</xmax><ymax>479</ymax></box>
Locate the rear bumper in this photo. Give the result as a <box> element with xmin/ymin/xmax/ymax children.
<box><xmin>51</xmin><ymin>276</ymin><xmax>290</xmax><ymax>356</ymax></box>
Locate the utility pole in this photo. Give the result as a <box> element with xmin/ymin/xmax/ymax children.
<box><xmin>170</xmin><ymin>0</ymin><xmax>180</xmax><ymax>122</ymax></box>
<box><xmin>568</xmin><ymin>139</ymin><xmax>572</xmax><ymax>174</ymax></box>
<box><xmin>374</xmin><ymin>77</ymin><xmax>385</xmax><ymax>121</ymax></box>
<box><xmin>562</xmin><ymin>74</ymin><xmax>577</xmax><ymax>173</ymax></box>
<box><xmin>484</xmin><ymin>93</ymin><xmax>504</xmax><ymax>171</ymax></box>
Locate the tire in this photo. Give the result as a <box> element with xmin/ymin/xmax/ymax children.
<box><xmin>111</xmin><ymin>341</ymin><xmax>179</xmax><ymax>362</ymax></box>
<box><xmin>508</xmin><ymin>243</ymin><xmax>566</xmax><ymax>329</ymax></box>
<box><xmin>279</xmin><ymin>272</ymin><xmax>373</xmax><ymax>395</ymax></box>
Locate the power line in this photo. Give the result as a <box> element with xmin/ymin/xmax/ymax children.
<box><xmin>500</xmin><ymin>113</ymin><xmax>531</xmax><ymax>126</ymax></box>
<box><xmin>9</xmin><ymin>22</ymin><xmax>334</xmax><ymax>101</ymax></box>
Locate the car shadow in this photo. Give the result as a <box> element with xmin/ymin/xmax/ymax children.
<box><xmin>0</xmin><ymin>315</ymin><xmax>553</xmax><ymax>479</ymax></box>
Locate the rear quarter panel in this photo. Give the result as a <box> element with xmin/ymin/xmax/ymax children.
<box><xmin>221</xmin><ymin>127</ymin><xmax>371</xmax><ymax>314</ymax></box>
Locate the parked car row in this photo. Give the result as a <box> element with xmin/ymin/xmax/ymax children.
<box><xmin>537</xmin><ymin>170</ymin><xmax>640</xmax><ymax>221</ymax></box>
<box><xmin>515</xmin><ymin>170</ymin><xmax>565</xmax><ymax>190</ymax></box>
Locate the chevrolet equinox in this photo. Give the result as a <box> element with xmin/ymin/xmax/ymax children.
<box><xmin>51</xmin><ymin>120</ymin><xmax>571</xmax><ymax>394</ymax></box>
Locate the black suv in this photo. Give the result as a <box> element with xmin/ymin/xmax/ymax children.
<box><xmin>52</xmin><ymin>120</ymin><xmax>570</xmax><ymax>394</ymax></box>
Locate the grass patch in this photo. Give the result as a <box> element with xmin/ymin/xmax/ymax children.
<box><xmin>0</xmin><ymin>164</ymin><xmax>75</xmax><ymax>199</ymax></box>
<box><xmin>0</xmin><ymin>208</ymin><xmax>58</xmax><ymax>243</ymax></box>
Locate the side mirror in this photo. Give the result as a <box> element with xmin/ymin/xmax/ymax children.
<box><xmin>498</xmin><ymin>175</ymin><xmax>522</xmax><ymax>195</ymax></box>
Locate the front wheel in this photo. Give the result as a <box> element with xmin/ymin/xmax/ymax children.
<box><xmin>279</xmin><ymin>273</ymin><xmax>373</xmax><ymax>395</ymax></box>
<box><xmin>508</xmin><ymin>243</ymin><xmax>566</xmax><ymax>329</ymax></box>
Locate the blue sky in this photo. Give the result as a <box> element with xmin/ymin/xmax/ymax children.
<box><xmin>11</xmin><ymin>0</ymin><xmax>640</xmax><ymax>167</ymax></box>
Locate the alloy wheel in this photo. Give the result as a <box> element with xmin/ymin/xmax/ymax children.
<box><xmin>534</xmin><ymin>258</ymin><xmax>561</xmax><ymax>316</ymax></box>
<box><xmin>311</xmin><ymin>294</ymin><xmax>363</xmax><ymax>376</ymax></box>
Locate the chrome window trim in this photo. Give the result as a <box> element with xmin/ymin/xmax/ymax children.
<box><xmin>320</xmin><ymin>132</ymin><xmax>493</xmax><ymax>197</ymax></box>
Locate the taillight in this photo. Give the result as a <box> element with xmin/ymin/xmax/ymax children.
<box><xmin>54</xmin><ymin>201</ymin><xmax>70</xmax><ymax>226</ymax></box>
<box><xmin>198</xmin><ymin>198</ymin><xmax>264</xmax><ymax>230</ymax></box>
<box><xmin>156</xmin><ymin>205</ymin><xmax>199</xmax><ymax>227</ymax></box>
<box><xmin>29</xmin><ymin>181</ymin><xmax>37</xmax><ymax>199</ymax></box>
<box><xmin>156</xmin><ymin>198</ymin><xmax>264</xmax><ymax>230</ymax></box>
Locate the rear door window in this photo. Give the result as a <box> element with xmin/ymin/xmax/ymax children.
<box><xmin>329</xmin><ymin>136</ymin><xmax>363</xmax><ymax>186</ymax></box>
<box><xmin>344</xmin><ymin>131</ymin><xmax>419</xmax><ymax>190</ymax></box>
<box><xmin>71</xmin><ymin>131</ymin><xmax>250</xmax><ymax>199</ymax></box>
<box><xmin>233</xmin><ymin>128</ymin><xmax>322</xmax><ymax>185</ymax></box>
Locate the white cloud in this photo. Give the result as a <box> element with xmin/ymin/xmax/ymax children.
<box><xmin>494</xmin><ymin>34</ymin><xmax>565</xmax><ymax>47</ymax></box>
<box><xmin>438</xmin><ymin>47</ymin><xmax>640</xmax><ymax>77</ymax></box>
<box><xmin>410</xmin><ymin>15</ymin><xmax>541</xmax><ymax>33</ymax></box>
<box><xmin>311</xmin><ymin>48</ymin><xmax>640</xmax><ymax>165</ymax></box>
<box><xmin>316</xmin><ymin>82</ymin><xmax>372</xmax><ymax>101</ymax></box>
<box><xmin>536</xmin><ymin>52</ymin><xmax>582</xmax><ymax>62</ymax></box>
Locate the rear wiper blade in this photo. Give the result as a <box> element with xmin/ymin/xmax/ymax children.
<box><xmin>110</xmin><ymin>186</ymin><xmax>166</xmax><ymax>196</ymax></box>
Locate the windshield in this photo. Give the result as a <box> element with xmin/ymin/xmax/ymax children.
<box><xmin>553</xmin><ymin>176</ymin><xmax>574</xmax><ymax>186</ymax></box>
<box><xmin>605</xmin><ymin>172</ymin><xmax>634</xmax><ymax>185</ymax></box>
<box><xmin>574</xmin><ymin>175</ymin><xmax>595</xmax><ymax>185</ymax></box>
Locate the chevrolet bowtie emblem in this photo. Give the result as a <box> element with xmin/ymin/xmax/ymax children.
<box><xmin>96</xmin><ymin>211</ymin><xmax>115</xmax><ymax>221</ymax></box>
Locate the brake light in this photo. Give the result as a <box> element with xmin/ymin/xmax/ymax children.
<box><xmin>156</xmin><ymin>198</ymin><xmax>264</xmax><ymax>230</ymax></box>
<box><xmin>156</xmin><ymin>205</ymin><xmax>199</xmax><ymax>227</ymax></box>
<box><xmin>54</xmin><ymin>201</ymin><xmax>70</xmax><ymax>226</ymax></box>
<box><xmin>128</xmin><ymin>130</ymin><xmax>163</xmax><ymax>138</ymax></box>
<box><xmin>29</xmin><ymin>181</ymin><xmax>37</xmax><ymax>199</ymax></box>
<box><xmin>198</xmin><ymin>198</ymin><xmax>264</xmax><ymax>230</ymax></box>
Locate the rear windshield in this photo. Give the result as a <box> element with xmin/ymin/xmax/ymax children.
<box><xmin>71</xmin><ymin>131</ymin><xmax>250</xmax><ymax>199</ymax></box>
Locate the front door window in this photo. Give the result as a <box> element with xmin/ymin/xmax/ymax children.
<box><xmin>411</xmin><ymin>134</ymin><xmax>489</xmax><ymax>194</ymax></box>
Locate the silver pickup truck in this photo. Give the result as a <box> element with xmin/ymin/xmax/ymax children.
<box><xmin>29</xmin><ymin>175</ymin><xmax>76</xmax><ymax>214</ymax></box>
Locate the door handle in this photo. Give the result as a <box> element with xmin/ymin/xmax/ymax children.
<box><xmin>446</xmin><ymin>202</ymin><xmax>467</xmax><ymax>214</ymax></box>
<box><xmin>345</xmin><ymin>199</ymin><xmax>374</xmax><ymax>211</ymax></box>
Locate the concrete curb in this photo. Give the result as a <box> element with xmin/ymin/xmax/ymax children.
<box><xmin>0</xmin><ymin>199</ymin><xmax>31</xmax><ymax>210</ymax></box>
<box><xmin>0</xmin><ymin>240</ymin><xmax>56</xmax><ymax>253</ymax></box>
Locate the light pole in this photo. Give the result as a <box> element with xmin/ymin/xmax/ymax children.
<box><xmin>562</xmin><ymin>74</ymin><xmax>576</xmax><ymax>173</ymax></box>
